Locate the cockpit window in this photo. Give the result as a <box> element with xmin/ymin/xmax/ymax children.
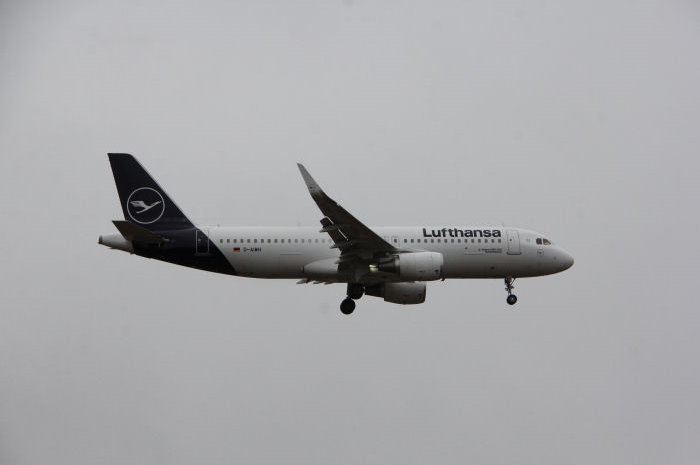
<box><xmin>543</xmin><ymin>238</ymin><xmax>551</xmax><ymax>245</ymax></box>
<box><xmin>536</xmin><ymin>238</ymin><xmax>542</xmax><ymax>245</ymax></box>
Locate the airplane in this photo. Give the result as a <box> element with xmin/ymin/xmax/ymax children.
<box><xmin>99</xmin><ymin>153</ymin><xmax>574</xmax><ymax>314</ymax></box>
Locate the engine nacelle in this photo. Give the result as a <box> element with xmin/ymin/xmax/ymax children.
<box><xmin>366</xmin><ymin>282</ymin><xmax>427</xmax><ymax>305</ymax></box>
<box><xmin>376</xmin><ymin>252</ymin><xmax>443</xmax><ymax>281</ymax></box>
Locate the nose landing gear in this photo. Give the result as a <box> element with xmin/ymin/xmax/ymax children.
<box><xmin>504</xmin><ymin>277</ymin><xmax>517</xmax><ymax>305</ymax></box>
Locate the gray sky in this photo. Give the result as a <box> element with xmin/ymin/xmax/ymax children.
<box><xmin>1</xmin><ymin>1</ymin><xmax>699</xmax><ymax>464</ymax></box>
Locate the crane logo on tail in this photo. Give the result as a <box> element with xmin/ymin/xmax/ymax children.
<box><xmin>126</xmin><ymin>187</ymin><xmax>165</xmax><ymax>224</ymax></box>
<box><xmin>130</xmin><ymin>200</ymin><xmax>161</xmax><ymax>213</ymax></box>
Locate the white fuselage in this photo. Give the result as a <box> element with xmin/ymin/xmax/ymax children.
<box><xmin>203</xmin><ymin>226</ymin><xmax>574</xmax><ymax>280</ymax></box>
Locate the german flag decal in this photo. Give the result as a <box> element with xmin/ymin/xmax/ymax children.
<box><xmin>233</xmin><ymin>247</ymin><xmax>240</xmax><ymax>252</ymax></box>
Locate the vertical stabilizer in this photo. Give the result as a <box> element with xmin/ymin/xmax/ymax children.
<box><xmin>108</xmin><ymin>153</ymin><xmax>194</xmax><ymax>231</ymax></box>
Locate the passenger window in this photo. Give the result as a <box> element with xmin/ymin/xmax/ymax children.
<box><xmin>247</xmin><ymin>239</ymin><xmax>251</xmax><ymax>243</ymax></box>
<box><xmin>220</xmin><ymin>239</ymin><xmax>223</xmax><ymax>243</ymax></box>
<box><xmin>457</xmin><ymin>239</ymin><xmax>461</xmax><ymax>243</ymax></box>
<box><xmin>478</xmin><ymin>239</ymin><xmax>481</xmax><ymax>243</ymax></box>
<box><xmin>274</xmin><ymin>239</ymin><xmax>278</xmax><ymax>243</ymax></box>
<box><xmin>431</xmin><ymin>239</ymin><xmax>434</xmax><ymax>243</ymax></box>
<box><xmin>498</xmin><ymin>239</ymin><xmax>501</xmax><ymax>243</ymax></box>
<box><xmin>410</xmin><ymin>239</ymin><xmax>414</xmax><ymax>243</ymax></box>
<box><xmin>295</xmin><ymin>239</ymin><xmax>298</xmax><ymax>243</ymax></box>
<box><xmin>404</xmin><ymin>239</ymin><xmax>407</xmax><ymax>243</ymax></box>
<box><xmin>267</xmin><ymin>239</ymin><xmax>271</xmax><ymax>243</ymax></box>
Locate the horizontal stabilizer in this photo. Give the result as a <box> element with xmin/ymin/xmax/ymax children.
<box><xmin>112</xmin><ymin>220</ymin><xmax>166</xmax><ymax>244</ymax></box>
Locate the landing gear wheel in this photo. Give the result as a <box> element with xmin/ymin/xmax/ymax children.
<box><xmin>347</xmin><ymin>283</ymin><xmax>364</xmax><ymax>300</ymax></box>
<box><xmin>340</xmin><ymin>298</ymin><xmax>356</xmax><ymax>315</ymax></box>
<box><xmin>504</xmin><ymin>277</ymin><xmax>517</xmax><ymax>306</ymax></box>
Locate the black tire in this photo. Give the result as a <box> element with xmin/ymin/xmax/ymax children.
<box><xmin>506</xmin><ymin>294</ymin><xmax>518</xmax><ymax>305</ymax></box>
<box><xmin>347</xmin><ymin>283</ymin><xmax>364</xmax><ymax>300</ymax></box>
<box><xmin>340</xmin><ymin>298</ymin><xmax>356</xmax><ymax>315</ymax></box>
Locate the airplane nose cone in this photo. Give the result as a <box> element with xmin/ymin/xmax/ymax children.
<box><xmin>561</xmin><ymin>250</ymin><xmax>574</xmax><ymax>271</ymax></box>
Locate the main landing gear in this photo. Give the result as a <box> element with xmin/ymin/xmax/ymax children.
<box><xmin>340</xmin><ymin>283</ymin><xmax>364</xmax><ymax>315</ymax></box>
<box><xmin>504</xmin><ymin>277</ymin><xmax>518</xmax><ymax>305</ymax></box>
<box><xmin>340</xmin><ymin>298</ymin><xmax>356</xmax><ymax>315</ymax></box>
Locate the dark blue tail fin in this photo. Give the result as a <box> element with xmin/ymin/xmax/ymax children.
<box><xmin>108</xmin><ymin>153</ymin><xmax>194</xmax><ymax>231</ymax></box>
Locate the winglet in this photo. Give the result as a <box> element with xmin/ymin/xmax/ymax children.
<box><xmin>297</xmin><ymin>163</ymin><xmax>325</xmax><ymax>200</ymax></box>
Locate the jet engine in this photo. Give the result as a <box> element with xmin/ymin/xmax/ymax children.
<box><xmin>374</xmin><ymin>252</ymin><xmax>443</xmax><ymax>281</ymax></box>
<box><xmin>366</xmin><ymin>282</ymin><xmax>427</xmax><ymax>305</ymax></box>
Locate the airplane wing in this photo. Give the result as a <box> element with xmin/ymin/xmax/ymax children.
<box><xmin>297</xmin><ymin>164</ymin><xmax>396</xmax><ymax>259</ymax></box>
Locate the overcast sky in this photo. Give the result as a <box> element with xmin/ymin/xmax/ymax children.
<box><xmin>1</xmin><ymin>1</ymin><xmax>699</xmax><ymax>464</ymax></box>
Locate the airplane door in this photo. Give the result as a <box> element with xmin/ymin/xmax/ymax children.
<box><xmin>195</xmin><ymin>229</ymin><xmax>210</xmax><ymax>255</ymax></box>
<box><xmin>506</xmin><ymin>230</ymin><xmax>521</xmax><ymax>255</ymax></box>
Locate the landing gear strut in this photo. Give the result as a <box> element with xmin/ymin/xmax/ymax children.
<box><xmin>347</xmin><ymin>283</ymin><xmax>364</xmax><ymax>300</ymax></box>
<box><xmin>505</xmin><ymin>277</ymin><xmax>517</xmax><ymax>305</ymax></box>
